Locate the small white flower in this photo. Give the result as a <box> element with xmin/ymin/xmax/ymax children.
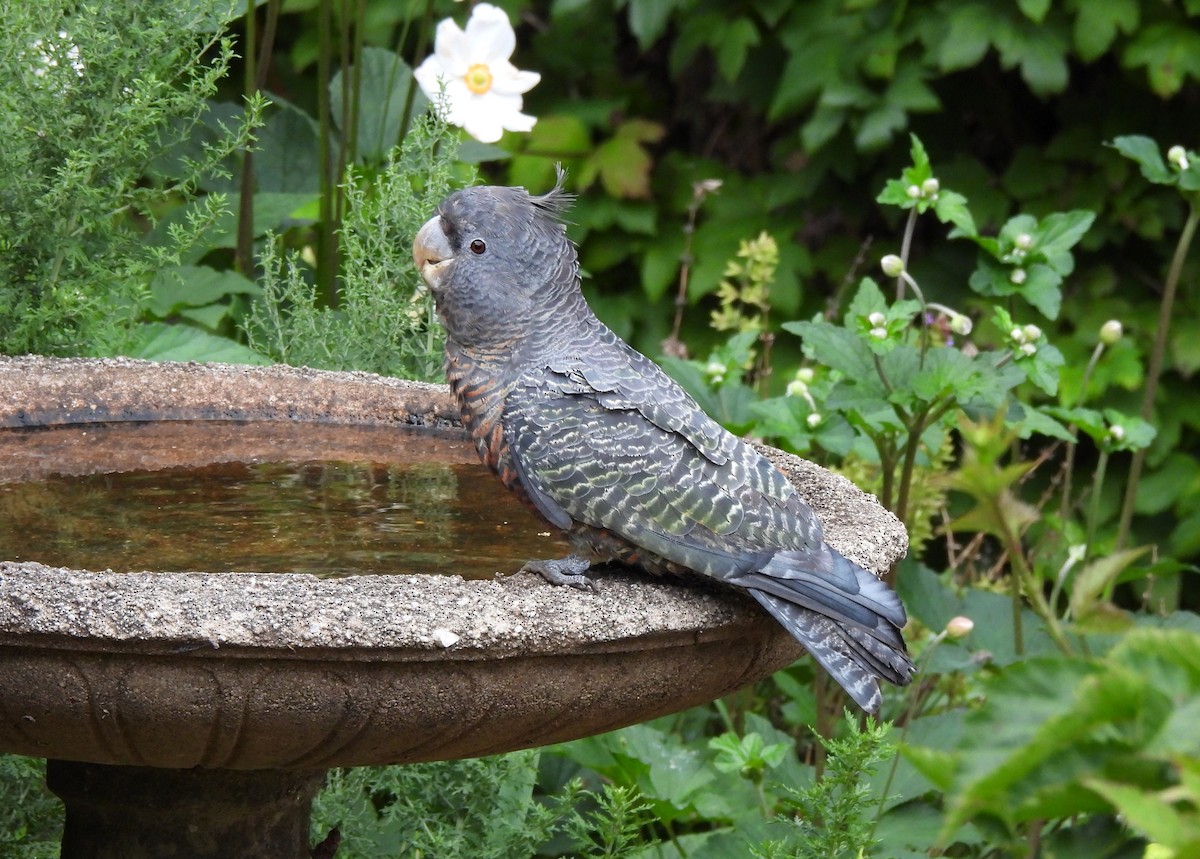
<box><xmin>1014</xmin><ymin>232</ymin><xmax>1033</xmax><ymax>250</ymax></box>
<box><xmin>921</xmin><ymin>177</ymin><xmax>939</xmax><ymax>198</ymax></box>
<box><xmin>1022</xmin><ymin>324</ymin><xmax>1042</xmax><ymax>341</ymax></box>
<box><xmin>945</xmin><ymin>616</ymin><xmax>974</xmax><ymax>639</ymax></box>
<box><xmin>414</xmin><ymin>3</ymin><xmax>540</xmax><ymax>144</ymax></box>
<box><xmin>786</xmin><ymin>379</ymin><xmax>808</xmax><ymax>398</ymax></box>
<box><xmin>1010</xmin><ymin>267</ymin><xmax>1027</xmax><ymax>285</ymax></box>
<box><xmin>1108</xmin><ymin>424</ymin><xmax>1126</xmax><ymax>442</ymax></box>
<box><xmin>1010</xmin><ymin>326</ymin><xmax>1026</xmax><ymax>344</ymax></box>
<box><xmin>906</xmin><ymin>184</ymin><xmax>921</xmax><ymax>199</ymax></box>
<box><xmin>705</xmin><ymin>359</ymin><xmax>727</xmax><ymax>383</ymax></box>
<box><xmin>1099</xmin><ymin>319</ymin><xmax>1123</xmax><ymax>345</ymax></box>
<box><xmin>795</xmin><ymin>367</ymin><xmax>815</xmax><ymax>384</ymax></box>
<box><xmin>870</xmin><ymin>326</ymin><xmax>889</xmax><ymax>340</ymax></box>
<box><xmin>880</xmin><ymin>254</ymin><xmax>905</xmax><ymax>277</ymax></box>
<box><xmin>868</xmin><ymin>311</ymin><xmax>887</xmax><ymax>327</ymax></box>
<box><xmin>1168</xmin><ymin>145</ymin><xmax>1190</xmax><ymax>171</ymax></box>
<box><xmin>806</xmin><ymin>412</ymin><xmax>822</xmax><ymax>428</ymax></box>
<box><xmin>1020</xmin><ymin>342</ymin><xmax>1038</xmax><ymax>357</ymax></box>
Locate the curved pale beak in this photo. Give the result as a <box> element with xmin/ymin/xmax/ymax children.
<box><xmin>413</xmin><ymin>216</ymin><xmax>454</xmax><ymax>290</ymax></box>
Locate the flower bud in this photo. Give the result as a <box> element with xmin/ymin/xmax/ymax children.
<box><xmin>705</xmin><ymin>359</ymin><xmax>727</xmax><ymax>382</ymax></box>
<box><xmin>921</xmin><ymin>177</ymin><xmax>939</xmax><ymax>197</ymax></box>
<box><xmin>1108</xmin><ymin>424</ymin><xmax>1126</xmax><ymax>442</ymax></box>
<box><xmin>1099</xmin><ymin>319</ymin><xmax>1123</xmax><ymax>345</ymax></box>
<box><xmin>880</xmin><ymin>254</ymin><xmax>905</xmax><ymax>277</ymax></box>
<box><xmin>786</xmin><ymin>379</ymin><xmax>808</xmax><ymax>398</ymax></box>
<box><xmin>1022</xmin><ymin>324</ymin><xmax>1042</xmax><ymax>341</ymax></box>
<box><xmin>1010</xmin><ymin>326</ymin><xmax>1026</xmax><ymax>344</ymax></box>
<box><xmin>1014</xmin><ymin>232</ymin><xmax>1033</xmax><ymax>250</ymax></box>
<box><xmin>868</xmin><ymin>311</ymin><xmax>887</xmax><ymax>327</ymax></box>
<box><xmin>1168</xmin><ymin>145</ymin><xmax>1190</xmax><ymax>171</ymax></box>
<box><xmin>1020</xmin><ymin>342</ymin><xmax>1038</xmax><ymax>357</ymax></box>
<box><xmin>949</xmin><ymin>313</ymin><xmax>973</xmax><ymax>337</ymax></box>
<box><xmin>906</xmin><ymin>184</ymin><xmax>921</xmax><ymax>199</ymax></box>
<box><xmin>795</xmin><ymin>367</ymin><xmax>815</xmax><ymax>384</ymax></box>
<box><xmin>946</xmin><ymin>616</ymin><xmax>974</xmax><ymax>639</ymax></box>
<box><xmin>870</xmin><ymin>326</ymin><xmax>888</xmax><ymax>340</ymax></box>
<box><xmin>806</xmin><ymin>412</ymin><xmax>822</xmax><ymax>428</ymax></box>
<box><xmin>1010</xmin><ymin>267</ymin><xmax>1027</xmax><ymax>285</ymax></box>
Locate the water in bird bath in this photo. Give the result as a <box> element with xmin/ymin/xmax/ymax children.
<box><xmin>0</xmin><ymin>420</ymin><xmax>569</xmax><ymax>578</ymax></box>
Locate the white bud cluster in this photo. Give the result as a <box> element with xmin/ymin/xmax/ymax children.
<box><xmin>1168</xmin><ymin>145</ymin><xmax>1190</xmax><ymax>172</ymax></box>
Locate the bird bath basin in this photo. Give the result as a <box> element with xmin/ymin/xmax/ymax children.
<box><xmin>0</xmin><ymin>356</ymin><xmax>908</xmax><ymax>857</ymax></box>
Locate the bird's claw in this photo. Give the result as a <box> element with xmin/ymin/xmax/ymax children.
<box><xmin>519</xmin><ymin>555</ymin><xmax>598</xmax><ymax>593</ymax></box>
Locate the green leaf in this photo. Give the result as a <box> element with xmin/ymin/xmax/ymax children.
<box><xmin>1110</xmin><ymin>135</ymin><xmax>1175</xmax><ymax>185</ymax></box>
<box><xmin>625</xmin><ymin>0</ymin><xmax>686</xmax><ymax>48</ymax></box>
<box><xmin>935</xmin><ymin>3</ymin><xmax>995</xmax><ymax>71</ymax></box>
<box><xmin>934</xmin><ymin>190</ymin><xmax>977</xmax><ymax>236</ymax></box>
<box><xmin>521</xmin><ymin>114</ymin><xmax>591</xmax><ymax>157</ymax></box>
<box><xmin>1019</xmin><ymin>264</ymin><xmax>1064</xmax><ymax>320</ymax></box>
<box><xmin>1035</xmin><ymin>210</ymin><xmax>1096</xmax><ymax>264</ymax></box>
<box><xmin>330</xmin><ymin>47</ymin><xmax>426</xmax><ymax>164</ymax></box>
<box><xmin>784</xmin><ymin>320</ymin><xmax>875</xmax><ymax>380</ymax></box>
<box><xmin>1124</xmin><ymin>23</ymin><xmax>1200</xmax><ymax>98</ymax></box>
<box><xmin>149</xmin><ymin>265</ymin><xmax>260</xmax><ymax>317</ymax></box>
<box><xmin>716</xmin><ymin>18</ymin><xmax>760</xmax><ymax>81</ymax></box>
<box><xmin>580</xmin><ymin>119</ymin><xmax>664</xmax><ymax>199</ymax></box>
<box><xmin>1069</xmin><ymin>547</ymin><xmax>1152</xmax><ymax>621</ymax></box>
<box><xmin>1018</xmin><ymin>0</ymin><xmax>1051</xmax><ymax>24</ymax></box>
<box><xmin>127</xmin><ymin>323</ymin><xmax>273</xmax><ymax>365</ymax></box>
<box><xmin>1073</xmin><ymin>0</ymin><xmax>1139</xmax><ymax>62</ymax></box>
<box><xmin>1085</xmin><ymin>778</ymin><xmax>1200</xmax><ymax>849</ymax></box>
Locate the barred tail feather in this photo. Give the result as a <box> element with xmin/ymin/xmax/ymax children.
<box><xmin>736</xmin><ymin>545</ymin><xmax>914</xmax><ymax>713</ymax></box>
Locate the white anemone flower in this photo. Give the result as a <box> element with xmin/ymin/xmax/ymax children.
<box><xmin>414</xmin><ymin>3</ymin><xmax>540</xmax><ymax>144</ymax></box>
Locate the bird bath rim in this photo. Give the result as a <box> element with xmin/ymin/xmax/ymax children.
<box><xmin>0</xmin><ymin>356</ymin><xmax>907</xmax><ymax>772</ymax></box>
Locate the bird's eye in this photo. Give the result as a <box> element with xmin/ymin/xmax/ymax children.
<box><xmin>469</xmin><ymin>239</ymin><xmax>487</xmax><ymax>255</ymax></box>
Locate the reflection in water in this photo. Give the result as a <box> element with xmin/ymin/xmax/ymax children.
<box><xmin>0</xmin><ymin>423</ymin><xmax>570</xmax><ymax>579</ymax></box>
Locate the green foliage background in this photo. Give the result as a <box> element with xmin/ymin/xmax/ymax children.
<box><xmin>3</xmin><ymin>1</ymin><xmax>1200</xmax><ymax>857</ymax></box>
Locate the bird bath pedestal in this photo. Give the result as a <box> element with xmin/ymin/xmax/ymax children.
<box><xmin>0</xmin><ymin>357</ymin><xmax>907</xmax><ymax>858</ymax></box>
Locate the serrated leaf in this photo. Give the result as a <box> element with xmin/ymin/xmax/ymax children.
<box><xmin>1110</xmin><ymin>135</ymin><xmax>1174</xmax><ymax>184</ymax></box>
<box><xmin>935</xmin><ymin>3</ymin><xmax>995</xmax><ymax>71</ymax></box>
<box><xmin>1036</xmin><ymin>210</ymin><xmax>1096</xmax><ymax>260</ymax></box>
<box><xmin>583</xmin><ymin>119</ymin><xmax>664</xmax><ymax>199</ymax></box>
<box><xmin>1124</xmin><ymin>23</ymin><xmax>1200</xmax><ymax>98</ymax></box>
<box><xmin>934</xmin><ymin>190</ymin><xmax>977</xmax><ymax>235</ymax></box>
<box><xmin>1074</xmin><ymin>0</ymin><xmax>1139</xmax><ymax>62</ymax></box>
<box><xmin>1019</xmin><ymin>264</ymin><xmax>1063</xmax><ymax>320</ymax></box>
<box><xmin>149</xmin><ymin>266</ymin><xmax>260</xmax><ymax>317</ymax></box>
<box><xmin>1069</xmin><ymin>547</ymin><xmax>1151</xmax><ymax>621</ymax></box>
<box><xmin>784</xmin><ymin>320</ymin><xmax>876</xmax><ymax>380</ymax></box>
<box><xmin>128</xmin><ymin>323</ymin><xmax>272</xmax><ymax>365</ymax></box>
<box><xmin>845</xmin><ymin>277</ymin><xmax>888</xmax><ymax>321</ymax></box>
<box><xmin>1085</xmin><ymin>779</ymin><xmax>1199</xmax><ymax>848</ymax></box>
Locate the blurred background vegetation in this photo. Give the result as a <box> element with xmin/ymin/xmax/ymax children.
<box><xmin>3</xmin><ymin>0</ymin><xmax>1200</xmax><ymax>856</ymax></box>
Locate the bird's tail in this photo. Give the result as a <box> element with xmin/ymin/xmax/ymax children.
<box><xmin>732</xmin><ymin>545</ymin><xmax>914</xmax><ymax>713</ymax></box>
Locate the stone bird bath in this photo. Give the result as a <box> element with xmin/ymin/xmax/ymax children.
<box><xmin>0</xmin><ymin>356</ymin><xmax>907</xmax><ymax>857</ymax></box>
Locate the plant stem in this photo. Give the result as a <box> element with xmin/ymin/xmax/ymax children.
<box><xmin>1059</xmin><ymin>341</ymin><xmax>1106</xmax><ymax>524</ymax></box>
<box><xmin>895</xmin><ymin>207</ymin><xmax>918</xmax><ymax>301</ymax></box>
<box><xmin>316</xmin><ymin>0</ymin><xmax>337</xmax><ymax>308</ymax></box>
<box><xmin>1116</xmin><ymin>202</ymin><xmax>1199</xmax><ymax>548</ymax></box>
<box><xmin>1085</xmin><ymin>449</ymin><xmax>1109</xmax><ymax>557</ymax></box>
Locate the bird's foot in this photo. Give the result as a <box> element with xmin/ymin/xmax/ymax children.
<box><xmin>519</xmin><ymin>554</ymin><xmax>598</xmax><ymax>592</ymax></box>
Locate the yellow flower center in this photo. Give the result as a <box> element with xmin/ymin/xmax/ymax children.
<box><xmin>465</xmin><ymin>63</ymin><xmax>493</xmax><ymax>95</ymax></box>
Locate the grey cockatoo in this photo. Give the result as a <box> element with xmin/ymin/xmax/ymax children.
<box><xmin>413</xmin><ymin>173</ymin><xmax>914</xmax><ymax>713</ymax></box>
